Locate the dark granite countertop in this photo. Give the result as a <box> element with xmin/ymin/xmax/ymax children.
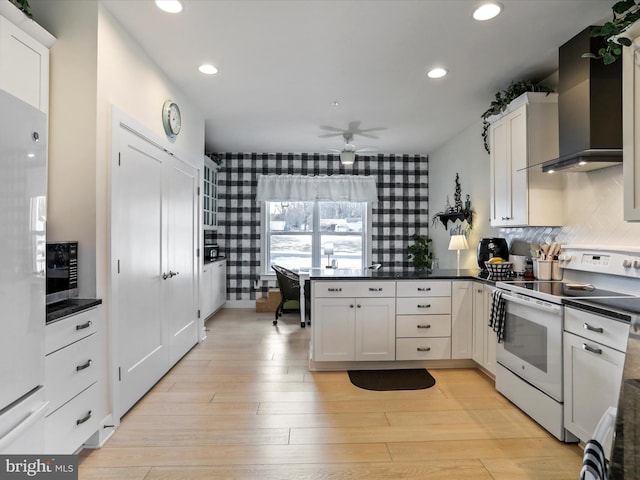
<box><xmin>306</xmin><ymin>267</ymin><xmax>498</xmax><ymax>284</ymax></box>
<box><xmin>563</xmin><ymin>297</ymin><xmax>640</xmax><ymax>324</ymax></box>
<box><xmin>204</xmin><ymin>256</ymin><xmax>226</xmax><ymax>265</ymax></box>
<box><xmin>46</xmin><ymin>298</ymin><xmax>102</xmax><ymax>324</ymax></box>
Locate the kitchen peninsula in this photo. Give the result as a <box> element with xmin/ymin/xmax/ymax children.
<box><xmin>303</xmin><ymin>267</ymin><xmax>497</xmax><ymax>372</ymax></box>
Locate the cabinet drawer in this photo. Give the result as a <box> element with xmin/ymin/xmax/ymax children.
<box><xmin>313</xmin><ymin>281</ymin><xmax>395</xmax><ymax>298</ymax></box>
<box><xmin>45</xmin><ymin>383</ymin><xmax>99</xmax><ymax>454</ymax></box>
<box><xmin>46</xmin><ymin>333</ymin><xmax>98</xmax><ymax>413</ymax></box>
<box><xmin>396</xmin><ymin>281</ymin><xmax>451</xmax><ymax>297</ymax></box>
<box><xmin>396</xmin><ymin>337</ymin><xmax>451</xmax><ymax>360</ymax></box>
<box><xmin>396</xmin><ymin>297</ymin><xmax>451</xmax><ymax>315</ymax></box>
<box><xmin>396</xmin><ymin>315</ymin><xmax>451</xmax><ymax>338</ymax></box>
<box><xmin>565</xmin><ymin>307</ymin><xmax>629</xmax><ymax>352</ymax></box>
<box><xmin>46</xmin><ymin>308</ymin><xmax>99</xmax><ymax>355</ymax></box>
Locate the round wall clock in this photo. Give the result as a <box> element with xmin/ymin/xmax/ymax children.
<box><xmin>162</xmin><ymin>100</ymin><xmax>181</xmax><ymax>138</ymax></box>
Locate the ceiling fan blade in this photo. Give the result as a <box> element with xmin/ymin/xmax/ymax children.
<box><xmin>319</xmin><ymin>125</ymin><xmax>344</xmax><ymax>132</ymax></box>
<box><xmin>346</xmin><ymin>120</ymin><xmax>362</xmax><ymax>132</ymax></box>
<box><xmin>318</xmin><ymin>133</ymin><xmax>345</xmax><ymax>138</ymax></box>
<box><xmin>356</xmin><ymin>147</ymin><xmax>378</xmax><ymax>153</ymax></box>
<box><xmin>327</xmin><ymin>149</ymin><xmax>342</xmax><ymax>153</ymax></box>
<box><xmin>356</xmin><ymin>133</ymin><xmax>380</xmax><ymax>139</ymax></box>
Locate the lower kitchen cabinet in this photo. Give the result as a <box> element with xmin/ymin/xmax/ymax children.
<box><xmin>472</xmin><ymin>282</ymin><xmax>497</xmax><ymax>375</ymax></box>
<box><xmin>451</xmin><ymin>281</ymin><xmax>473</xmax><ymax>359</ymax></box>
<box><xmin>45</xmin><ymin>306</ymin><xmax>101</xmax><ymax>454</ymax></box>
<box><xmin>563</xmin><ymin>306</ymin><xmax>627</xmax><ymax>456</ymax></box>
<box><xmin>312</xmin><ymin>281</ymin><xmax>395</xmax><ymax>362</ymax></box>
<box><xmin>201</xmin><ymin>258</ymin><xmax>226</xmax><ymax>319</ymax></box>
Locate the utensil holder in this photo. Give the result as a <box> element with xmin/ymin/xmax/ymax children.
<box><xmin>551</xmin><ymin>260</ymin><xmax>562</xmax><ymax>280</ymax></box>
<box><xmin>536</xmin><ymin>260</ymin><xmax>552</xmax><ymax>280</ymax></box>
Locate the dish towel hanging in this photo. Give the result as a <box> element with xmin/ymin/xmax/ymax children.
<box><xmin>580</xmin><ymin>439</ymin><xmax>608</xmax><ymax>480</ymax></box>
<box><xmin>488</xmin><ymin>289</ymin><xmax>506</xmax><ymax>343</ymax></box>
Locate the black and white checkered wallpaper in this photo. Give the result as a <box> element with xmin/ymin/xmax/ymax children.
<box><xmin>215</xmin><ymin>153</ymin><xmax>429</xmax><ymax>301</ymax></box>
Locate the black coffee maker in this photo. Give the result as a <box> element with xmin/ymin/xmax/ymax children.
<box><xmin>477</xmin><ymin>238</ymin><xmax>509</xmax><ymax>269</ymax></box>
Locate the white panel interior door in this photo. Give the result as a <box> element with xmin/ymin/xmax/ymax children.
<box><xmin>164</xmin><ymin>159</ymin><xmax>198</xmax><ymax>365</ymax></box>
<box><xmin>114</xmin><ymin>127</ymin><xmax>168</xmax><ymax>416</ymax></box>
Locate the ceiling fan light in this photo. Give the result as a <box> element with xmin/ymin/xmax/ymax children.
<box><xmin>340</xmin><ymin>151</ymin><xmax>356</xmax><ymax>165</ymax></box>
<box><xmin>155</xmin><ymin>0</ymin><xmax>183</xmax><ymax>13</ymax></box>
<box><xmin>473</xmin><ymin>3</ymin><xmax>502</xmax><ymax>21</ymax></box>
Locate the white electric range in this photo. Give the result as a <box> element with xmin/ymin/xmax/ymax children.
<box><xmin>494</xmin><ymin>246</ymin><xmax>640</xmax><ymax>442</ymax></box>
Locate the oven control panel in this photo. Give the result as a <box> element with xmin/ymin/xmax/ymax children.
<box><xmin>562</xmin><ymin>248</ymin><xmax>640</xmax><ymax>279</ymax></box>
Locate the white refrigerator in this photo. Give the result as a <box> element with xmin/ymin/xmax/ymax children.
<box><xmin>0</xmin><ymin>88</ymin><xmax>48</xmax><ymax>453</ymax></box>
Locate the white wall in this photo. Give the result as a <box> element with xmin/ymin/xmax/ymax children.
<box><xmin>31</xmin><ymin>0</ymin><xmax>205</xmax><ymax>436</ymax></box>
<box><xmin>429</xmin><ymin>120</ymin><xmax>500</xmax><ymax>269</ymax></box>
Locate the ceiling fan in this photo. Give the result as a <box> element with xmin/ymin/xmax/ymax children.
<box><xmin>328</xmin><ymin>132</ymin><xmax>377</xmax><ymax>166</ymax></box>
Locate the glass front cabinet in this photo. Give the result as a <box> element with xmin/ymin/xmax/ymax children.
<box><xmin>203</xmin><ymin>156</ymin><xmax>218</xmax><ymax>230</ymax></box>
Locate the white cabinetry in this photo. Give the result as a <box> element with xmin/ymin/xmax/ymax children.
<box><xmin>203</xmin><ymin>156</ymin><xmax>218</xmax><ymax>230</ymax></box>
<box><xmin>472</xmin><ymin>282</ymin><xmax>497</xmax><ymax>375</ymax></box>
<box><xmin>201</xmin><ymin>258</ymin><xmax>226</xmax><ymax>320</ymax></box>
<box><xmin>45</xmin><ymin>307</ymin><xmax>100</xmax><ymax>454</ymax></box>
<box><xmin>563</xmin><ymin>306</ymin><xmax>627</xmax><ymax>456</ymax></box>
<box><xmin>0</xmin><ymin>6</ymin><xmax>54</xmax><ymax>112</ymax></box>
<box><xmin>312</xmin><ymin>281</ymin><xmax>396</xmax><ymax>361</ymax></box>
<box><xmin>623</xmin><ymin>22</ymin><xmax>640</xmax><ymax>221</ymax></box>
<box><xmin>489</xmin><ymin>92</ymin><xmax>563</xmax><ymax>227</ymax></box>
<box><xmin>451</xmin><ymin>281</ymin><xmax>473</xmax><ymax>359</ymax></box>
<box><xmin>396</xmin><ymin>281</ymin><xmax>452</xmax><ymax>360</ymax></box>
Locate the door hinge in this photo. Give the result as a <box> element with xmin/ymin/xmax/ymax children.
<box><xmin>197</xmin><ymin>309</ymin><xmax>201</xmax><ymax>319</ymax></box>
<box><xmin>197</xmin><ymin>186</ymin><xmax>201</xmax><ymax>196</ymax></box>
<box><xmin>118</xmin><ymin>367</ymin><xmax>121</xmax><ymax>381</ymax></box>
<box><xmin>196</xmin><ymin>248</ymin><xmax>200</xmax><ymax>258</ymax></box>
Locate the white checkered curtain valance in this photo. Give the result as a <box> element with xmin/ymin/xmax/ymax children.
<box><xmin>256</xmin><ymin>175</ymin><xmax>378</xmax><ymax>203</ymax></box>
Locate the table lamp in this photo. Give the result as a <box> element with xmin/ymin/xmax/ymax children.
<box><xmin>448</xmin><ymin>234</ymin><xmax>468</xmax><ymax>273</ymax></box>
<box><xmin>324</xmin><ymin>242</ymin><xmax>334</xmax><ymax>268</ymax></box>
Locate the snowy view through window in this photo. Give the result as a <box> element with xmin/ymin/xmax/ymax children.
<box><xmin>267</xmin><ymin>201</ymin><xmax>365</xmax><ymax>271</ymax></box>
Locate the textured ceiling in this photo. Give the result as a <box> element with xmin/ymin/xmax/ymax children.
<box><xmin>101</xmin><ymin>0</ymin><xmax>613</xmax><ymax>156</ymax></box>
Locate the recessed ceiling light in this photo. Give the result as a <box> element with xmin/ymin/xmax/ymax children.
<box><xmin>155</xmin><ymin>1</ymin><xmax>183</xmax><ymax>14</ymax></box>
<box><xmin>199</xmin><ymin>64</ymin><xmax>218</xmax><ymax>75</ymax></box>
<box><xmin>473</xmin><ymin>3</ymin><xmax>502</xmax><ymax>21</ymax></box>
<box><xmin>427</xmin><ymin>68</ymin><xmax>447</xmax><ymax>79</ymax></box>
<box><xmin>331</xmin><ymin>100</ymin><xmax>340</xmax><ymax>108</ymax></box>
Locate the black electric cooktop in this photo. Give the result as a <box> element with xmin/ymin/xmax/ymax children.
<box><xmin>505</xmin><ymin>280</ymin><xmax>633</xmax><ymax>299</ymax></box>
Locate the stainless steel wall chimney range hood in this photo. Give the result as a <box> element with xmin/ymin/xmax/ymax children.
<box><xmin>541</xmin><ymin>27</ymin><xmax>622</xmax><ymax>173</ymax></box>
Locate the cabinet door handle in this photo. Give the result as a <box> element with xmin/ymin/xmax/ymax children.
<box><xmin>76</xmin><ymin>359</ymin><xmax>92</xmax><ymax>372</ymax></box>
<box><xmin>357</xmin><ymin>304</ymin><xmax>361</xmax><ymax>308</ymax></box>
<box><xmin>349</xmin><ymin>304</ymin><xmax>354</xmax><ymax>308</ymax></box>
<box><xmin>328</xmin><ymin>288</ymin><xmax>342</xmax><ymax>292</ymax></box>
<box><xmin>369</xmin><ymin>287</ymin><xmax>382</xmax><ymax>292</ymax></box>
<box><xmin>76</xmin><ymin>321</ymin><xmax>92</xmax><ymax>330</ymax></box>
<box><xmin>582</xmin><ymin>343</ymin><xmax>603</xmax><ymax>355</ymax></box>
<box><xmin>583</xmin><ymin>323</ymin><xmax>604</xmax><ymax>334</ymax></box>
<box><xmin>76</xmin><ymin>410</ymin><xmax>92</xmax><ymax>426</ymax></box>
<box><xmin>417</xmin><ymin>347</ymin><xmax>431</xmax><ymax>352</ymax></box>
<box><xmin>477</xmin><ymin>289</ymin><xmax>483</xmax><ymax>293</ymax></box>
<box><xmin>417</xmin><ymin>304</ymin><xmax>431</xmax><ymax>309</ymax></box>
<box><xmin>417</xmin><ymin>287</ymin><xmax>431</xmax><ymax>292</ymax></box>
<box><xmin>417</xmin><ymin>324</ymin><xmax>431</xmax><ymax>329</ymax></box>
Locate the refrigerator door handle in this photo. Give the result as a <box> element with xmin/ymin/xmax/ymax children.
<box><xmin>0</xmin><ymin>400</ymin><xmax>49</xmax><ymax>452</ymax></box>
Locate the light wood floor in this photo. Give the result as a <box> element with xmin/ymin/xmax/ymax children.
<box><xmin>79</xmin><ymin>308</ymin><xmax>583</xmax><ymax>479</ymax></box>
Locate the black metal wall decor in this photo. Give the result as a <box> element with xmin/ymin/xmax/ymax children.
<box><xmin>432</xmin><ymin>173</ymin><xmax>474</xmax><ymax>232</ymax></box>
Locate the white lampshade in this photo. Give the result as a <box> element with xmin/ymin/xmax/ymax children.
<box><xmin>448</xmin><ymin>234</ymin><xmax>468</xmax><ymax>251</ymax></box>
<box><xmin>324</xmin><ymin>242</ymin><xmax>334</xmax><ymax>255</ymax></box>
<box><xmin>340</xmin><ymin>151</ymin><xmax>355</xmax><ymax>165</ymax></box>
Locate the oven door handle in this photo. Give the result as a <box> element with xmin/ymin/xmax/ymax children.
<box><xmin>500</xmin><ymin>292</ymin><xmax>562</xmax><ymax>314</ymax></box>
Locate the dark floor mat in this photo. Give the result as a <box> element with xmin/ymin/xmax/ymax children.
<box><xmin>347</xmin><ymin>368</ymin><xmax>436</xmax><ymax>391</ymax></box>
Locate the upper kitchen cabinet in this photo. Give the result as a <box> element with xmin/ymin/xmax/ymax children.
<box><xmin>203</xmin><ymin>155</ymin><xmax>218</xmax><ymax>230</ymax></box>
<box><xmin>489</xmin><ymin>92</ymin><xmax>564</xmax><ymax>227</ymax></box>
<box><xmin>623</xmin><ymin>22</ymin><xmax>640</xmax><ymax>221</ymax></box>
<box><xmin>0</xmin><ymin>3</ymin><xmax>55</xmax><ymax>113</ymax></box>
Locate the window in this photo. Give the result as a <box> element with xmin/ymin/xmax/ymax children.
<box><xmin>264</xmin><ymin>201</ymin><xmax>368</xmax><ymax>272</ymax></box>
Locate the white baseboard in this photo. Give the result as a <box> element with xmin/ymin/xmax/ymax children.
<box><xmin>224</xmin><ymin>300</ymin><xmax>257</xmax><ymax>308</ymax></box>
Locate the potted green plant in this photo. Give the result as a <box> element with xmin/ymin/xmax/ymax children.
<box><xmin>407</xmin><ymin>233</ymin><xmax>434</xmax><ymax>270</ymax></box>
<box><xmin>481</xmin><ymin>80</ymin><xmax>552</xmax><ymax>154</ymax></box>
<box><xmin>10</xmin><ymin>0</ymin><xmax>32</xmax><ymax>18</ymax></box>
<box><xmin>583</xmin><ymin>0</ymin><xmax>640</xmax><ymax>64</ymax></box>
